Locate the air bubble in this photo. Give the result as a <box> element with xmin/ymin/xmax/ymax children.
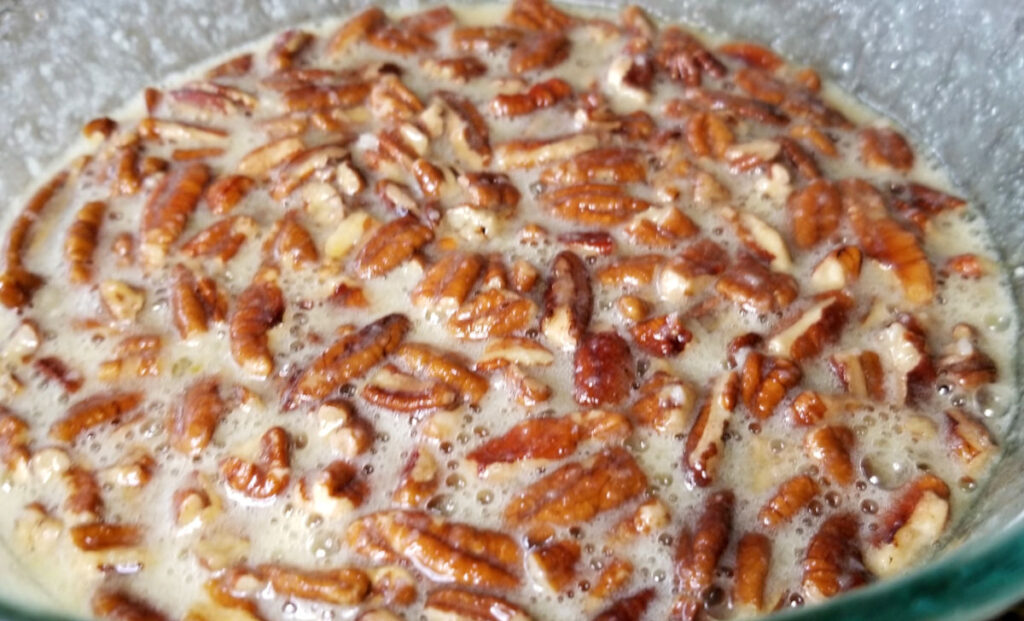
<box><xmin>984</xmin><ymin>313</ymin><xmax>1011</xmax><ymax>333</ymax></box>
<box><xmin>860</xmin><ymin>499</ymin><xmax>878</xmax><ymax>514</ymax></box>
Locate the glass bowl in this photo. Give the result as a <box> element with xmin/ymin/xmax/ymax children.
<box><xmin>1</xmin><ymin>0</ymin><xmax>1022</xmax><ymax>619</ymax></box>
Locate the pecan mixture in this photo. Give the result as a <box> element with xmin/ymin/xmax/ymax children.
<box><xmin>0</xmin><ymin>1</ymin><xmax>1014</xmax><ymax>620</ymax></box>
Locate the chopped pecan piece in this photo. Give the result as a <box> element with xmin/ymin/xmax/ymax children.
<box><xmin>574</xmin><ymin>331</ymin><xmax>633</xmax><ymax>406</ymax></box>
<box><xmin>285</xmin><ymin>314</ymin><xmax>410</xmax><ymax>409</ymax></box>
<box><xmin>92</xmin><ymin>589</ymin><xmax>170</xmax><ymax>621</ymax></box>
<box><xmin>657</xmin><ymin>239</ymin><xmax>728</xmax><ymax>302</ymax></box>
<box><xmin>362</xmin><ymin>363</ymin><xmax>459</xmax><ymax>415</ymax></box>
<box><xmin>936</xmin><ymin>323</ymin><xmax>998</xmax><ymax>389</ymax></box>
<box><xmin>265</xmin><ymin>210</ymin><xmax>318</xmax><ymax>269</ymax></box>
<box><xmin>425</xmin><ymin>589</ymin><xmax>532</xmax><ymax>621</ymax></box>
<box><xmin>476</xmin><ymin>337</ymin><xmax>554</xmax><ymax>371</ymax></box>
<box><xmin>468</xmin><ymin>410</ymin><xmax>630</xmax><ymax>472</ymax></box>
<box><xmin>861</xmin><ymin>127</ymin><xmax>914</xmax><ymax>171</ymax></box>
<box><xmin>392</xmin><ymin>447</ymin><xmax>440</xmax><ymax>507</ymax></box>
<box><xmin>890</xmin><ymin>182</ymin><xmax>967</xmax><ymax>227</ymax></box>
<box><xmin>802</xmin><ymin>513</ymin><xmax>866</xmax><ymax>602</ymax></box>
<box><xmin>654</xmin><ymin>27</ymin><xmax>726</xmax><ymax>86</ymax></box>
<box><xmin>716</xmin><ymin>254</ymin><xmax>799</xmax><ymax>313</ymax></box>
<box><xmin>139</xmin><ymin>162</ymin><xmax>209</xmax><ymax>268</ymax></box>
<box><xmin>877</xmin><ymin>317</ymin><xmax>935</xmax><ymax>405</ymax></box>
<box><xmin>625</xmin><ymin>206</ymin><xmax>698</xmax><ymax>248</ymax></box>
<box><xmin>327</xmin><ymin>6</ymin><xmax>387</xmax><ymax>54</ymax></box>
<box><xmin>348</xmin><ymin>510</ymin><xmax>521</xmax><ymax>589</ymax></box>
<box><xmin>497</xmin><ymin>134</ymin><xmax>600</xmax><ymax>170</ymax></box>
<box><xmin>460</xmin><ymin>172</ymin><xmax>521</xmax><ymax>210</ymax></box>
<box><xmin>682</xmin><ymin>372</ymin><xmax>739</xmax><ymax>487</ymax></box>
<box><xmin>50</xmin><ymin>392</ymin><xmax>143</xmax><ymax>443</ymax></box>
<box><xmin>34</xmin><ymin>356</ymin><xmax>83</xmax><ymax>393</ymax></box>
<box><xmin>946</xmin><ymin>408</ymin><xmax>997</xmax><ymax>475</ymax></box>
<box><xmin>590</xmin><ymin>557</ymin><xmax>634</xmax><ymax>601</ymax></box>
<box><xmin>723</xmin><ymin>207</ymin><xmax>791</xmax><ymax>271</ymax></box>
<box><xmin>65</xmin><ymin>200</ymin><xmax>106</xmax><ymax>284</ymax></box>
<box><xmin>734</xmin><ymin>533</ymin><xmax>772</xmax><ymax>612</ymax></box>
<box><xmin>688</xmin><ymin>88</ymin><xmax>789</xmax><ymax>125</ymax></box>
<box><xmin>759</xmin><ymin>474</ymin><xmax>820</xmax><ymax>528</ymax></box>
<box><xmin>413</xmin><ymin>252</ymin><xmax>484</xmax><ymax>312</ymax></box>
<box><xmin>70</xmin><ymin>522</ymin><xmax>143</xmax><ymax>551</ymax></box>
<box><xmin>504</xmin><ymin>447</ymin><xmax>647</xmax><ymax>528</ymax></box>
<box><xmin>864</xmin><ymin>474</ymin><xmax>950</xmax><ymax>576</ymax></box>
<box><xmin>843</xmin><ymin>178</ymin><xmax>934</xmax><ymax>304</ymax></box>
<box><xmin>100</xmin><ymin>279</ymin><xmax>146</xmax><ymax>322</ymax></box>
<box><xmin>768</xmin><ymin>292</ymin><xmax>852</xmax><ymax>361</ymax></box>
<box><xmin>527</xmin><ymin>539</ymin><xmax>580</xmax><ymax>592</ymax></box>
<box><xmin>260</xmin><ymin>564</ymin><xmax>370</xmax><ymax>606</ymax></box>
<box><xmin>830</xmin><ymin>350</ymin><xmax>885</xmax><ymax>401</ymax></box>
<box><xmin>630</xmin><ymin>372</ymin><xmax>696</xmax><ymax>434</ymax></box>
<box><xmin>594</xmin><ymin>589</ymin><xmax>655</xmax><ymax>621</ymax></box>
<box><xmin>181</xmin><ymin>216</ymin><xmax>256</xmax><ymax>263</ymax></box>
<box><xmin>542</xmin><ymin>183</ymin><xmax>651</xmax><ymax>225</ymax></box>
<box><xmin>448</xmin><ymin>289</ymin><xmax>537</xmax><ymax>340</ymax></box>
<box><xmin>422</xmin><ymin>55</ymin><xmax>489</xmax><ymax>83</ymax></box>
<box><xmin>599</xmin><ymin>254</ymin><xmax>665</xmax><ymax>288</ymax></box>
<box><xmin>541</xmin><ymin>250</ymin><xmax>593</xmax><ymax>351</ymax></box>
<box><xmin>491</xmin><ymin>78</ymin><xmax>573</xmax><ymax>117</ymax></box>
<box><xmin>805</xmin><ymin>425</ymin><xmax>856</xmax><ymax>486</ymax></box>
<box><xmin>171</xmin><ymin>265</ymin><xmax>226</xmax><ymax>339</ymax></box>
<box><xmin>453</xmin><ymin>25</ymin><xmax>525</xmax><ymax>52</ymax></box>
<box><xmin>221</xmin><ymin>426</ymin><xmax>291</xmax><ymax>500</ymax></box>
<box><xmin>170</xmin><ymin>377</ymin><xmax>225</xmax><ymax>456</ymax></box>
<box><xmin>0</xmin><ymin>411</ymin><xmax>29</xmax><ymax>471</ymax></box>
<box><xmin>353</xmin><ymin>215</ymin><xmax>433</xmax><ymax>278</ymax></box>
<box><xmin>944</xmin><ymin>253</ymin><xmax>987</xmax><ymax>279</ymax></box>
<box><xmin>673</xmin><ymin>491</ymin><xmax>733</xmax><ymax>620</ymax></box>
<box><xmin>65</xmin><ymin>466</ymin><xmax>104</xmax><ymax>520</ymax></box>
<box><xmin>630</xmin><ymin>312</ymin><xmax>692</xmax><ymax>357</ymax></box>
<box><xmin>229</xmin><ymin>279</ymin><xmax>285</xmax><ymax>379</ymax></box>
<box><xmin>557</xmin><ymin>231</ymin><xmax>615</xmax><ymax>256</ymax></box>
<box><xmin>811</xmin><ymin>245</ymin><xmax>863</xmax><ymax>292</ymax></box>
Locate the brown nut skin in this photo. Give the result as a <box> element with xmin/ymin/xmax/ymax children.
<box><xmin>541</xmin><ymin>250</ymin><xmax>593</xmax><ymax>351</ymax></box>
<box><xmin>573</xmin><ymin>331</ymin><xmax>633</xmax><ymax>407</ymax></box>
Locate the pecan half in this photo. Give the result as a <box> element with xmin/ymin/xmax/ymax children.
<box><xmin>758</xmin><ymin>474</ymin><xmax>820</xmax><ymax>528</ymax></box>
<box><xmin>221</xmin><ymin>426</ymin><xmax>291</xmax><ymax>500</ymax></box>
<box><xmin>541</xmin><ymin>250</ymin><xmax>593</xmax><ymax>351</ymax></box>
<box><xmin>716</xmin><ymin>254</ymin><xmax>799</xmax><ymax>313</ymax></box>
<box><xmin>448</xmin><ymin>289</ymin><xmax>537</xmax><ymax>340</ymax></box>
<box><xmin>802</xmin><ymin>513</ymin><xmax>867</xmax><ymax>602</ymax></box>
<box><xmin>506</xmin><ymin>0</ymin><xmax>574</xmax><ymax>31</ymax></box>
<box><xmin>65</xmin><ymin>466</ymin><xmax>104</xmax><ymax>520</ymax></box>
<box><xmin>467</xmin><ymin>410</ymin><xmax>631</xmax><ymax>472</ymax></box>
<box><xmin>65</xmin><ymin>200</ymin><xmax>106</xmax><ymax>284</ymax></box>
<box><xmin>50</xmin><ymin>392</ymin><xmax>143</xmax><ymax>443</ymax></box>
<box><xmin>70</xmin><ymin>522</ymin><xmax>143</xmax><ymax>551</ymax></box>
<box><xmin>424</xmin><ymin>589</ymin><xmax>532</xmax><ymax>621</ymax></box>
<box><xmin>353</xmin><ymin>215</ymin><xmax>433</xmax><ymax>278</ymax></box>
<box><xmin>504</xmin><ymin>447</ymin><xmax>647</xmax><ymax>528</ymax></box>
<box><xmin>509</xmin><ymin>32</ymin><xmax>570</xmax><ymax>74</ymax></box>
<box><xmin>396</xmin><ymin>343</ymin><xmax>488</xmax><ymax>405</ymax></box>
<box><xmin>285</xmin><ymin>314</ymin><xmax>410</xmax><ymax>410</ymax></box>
<box><xmin>491</xmin><ymin>78</ymin><xmax>573</xmax><ymax>117</ymax></box>
<box><xmin>542</xmin><ymin>183</ymin><xmax>651</xmax><ymax>225</ymax></box>
<box><xmin>171</xmin><ymin>265</ymin><xmax>226</xmax><ymax>339</ymax></box>
<box><xmin>655</xmin><ymin>27</ymin><xmax>726</xmax><ymax>86</ymax></box>
<box><xmin>348</xmin><ymin>510</ymin><xmax>521</xmax><ymax>590</ymax></box>
<box><xmin>541</xmin><ymin>147</ymin><xmax>646</xmax><ymax>186</ymax></box>
<box><xmin>574</xmin><ymin>331</ymin><xmax>633</xmax><ymax>406</ymax></box>
<box><xmin>877</xmin><ymin>317</ymin><xmax>935</xmax><ymax>406</ymax></box>
<box><xmin>0</xmin><ymin>170</ymin><xmax>68</xmax><ymax>309</ymax></box>
<box><xmin>139</xmin><ymin>162</ymin><xmax>209</xmax><ymax>268</ymax></box>
<box><xmin>734</xmin><ymin>532</ymin><xmax>772</xmax><ymax>612</ymax></box>
<box><xmin>170</xmin><ymin>377</ymin><xmax>225</xmax><ymax>457</ymax></box>
<box><xmin>412</xmin><ymin>252</ymin><xmax>483</xmax><ymax>313</ymax></box>
<box><xmin>682</xmin><ymin>371</ymin><xmax>739</xmax><ymax>487</ymax></box>
<box><xmin>864</xmin><ymin>474</ymin><xmax>950</xmax><ymax>576</ymax></box>
<box><xmin>439</xmin><ymin>91</ymin><xmax>492</xmax><ymax>168</ymax></box>
<box><xmin>260</xmin><ymin>564</ymin><xmax>370</xmax><ymax>606</ymax></box>
<box><xmin>229</xmin><ymin>279</ymin><xmax>285</xmax><ymax>379</ymax></box>
<box><xmin>673</xmin><ymin>490</ymin><xmax>733</xmax><ymax>620</ymax></box>
<box><xmin>861</xmin><ymin>127</ymin><xmax>914</xmax><ymax>171</ymax></box>
<box><xmin>361</xmin><ymin>364</ymin><xmax>460</xmax><ymax>415</ymax></box>
<box><xmin>739</xmin><ymin>352</ymin><xmax>801</xmax><ymax>419</ymax></box>
<box><xmin>890</xmin><ymin>182</ymin><xmax>966</xmax><ymax>228</ymax></box>
<box><xmin>805</xmin><ymin>425</ymin><xmax>856</xmax><ymax>486</ymax></box>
